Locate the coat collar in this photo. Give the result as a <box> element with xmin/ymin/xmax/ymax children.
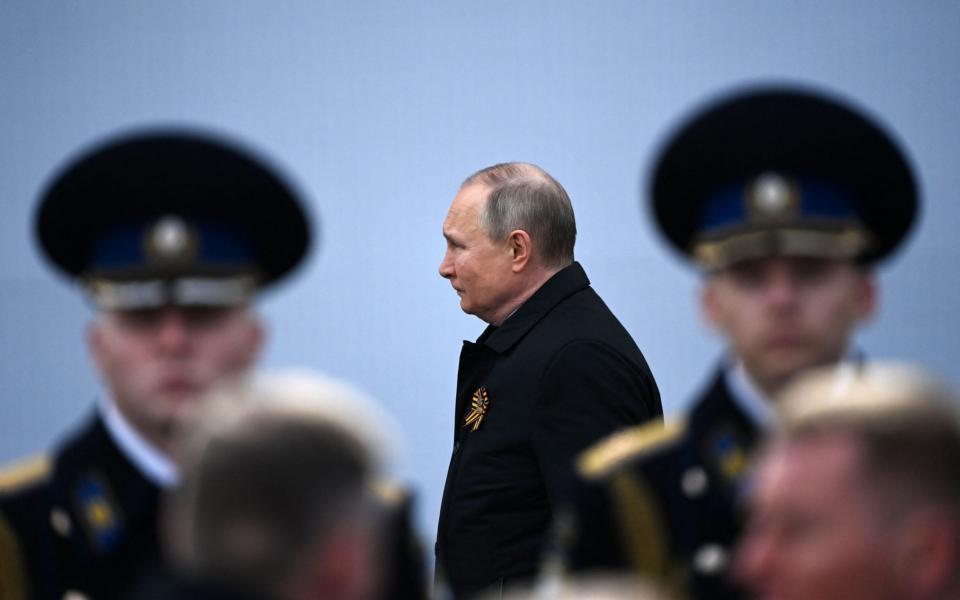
<box><xmin>478</xmin><ymin>261</ymin><xmax>589</xmax><ymax>354</ymax></box>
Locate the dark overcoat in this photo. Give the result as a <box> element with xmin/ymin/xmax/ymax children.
<box><xmin>436</xmin><ymin>262</ymin><xmax>662</xmax><ymax>598</ymax></box>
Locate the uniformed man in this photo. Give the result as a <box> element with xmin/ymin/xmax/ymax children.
<box><xmin>0</xmin><ymin>129</ymin><xmax>311</xmax><ymax>600</ymax></box>
<box><xmin>560</xmin><ymin>85</ymin><xmax>919</xmax><ymax>598</ymax></box>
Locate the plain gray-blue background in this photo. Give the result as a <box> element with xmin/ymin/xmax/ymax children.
<box><xmin>3</xmin><ymin>1</ymin><xmax>959</xmax><ymax>560</ymax></box>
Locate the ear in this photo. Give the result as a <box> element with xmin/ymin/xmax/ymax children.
<box><xmin>700</xmin><ymin>277</ymin><xmax>724</xmax><ymax>332</ymax></box>
<box><xmin>507</xmin><ymin>229</ymin><xmax>533</xmax><ymax>273</ymax></box>
<box><xmin>87</xmin><ymin>318</ymin><xmax>108</xmax><ymax>375</ymax></box>
<box><xmin>855</xmin><ymin>271</ymin><xmax>878</xmax><ymax>323</ymax></box>
<box><xmin>895</xmin><ymin>510</ymin><xmax>959</xmax><ymax>596</ymax></box>
<box><xmin>243</xmin><ymin>314</ymin><xmax>266</xmax><ymax>366</ymax></box>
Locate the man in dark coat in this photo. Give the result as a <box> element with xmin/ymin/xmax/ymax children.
<box><xmin>435</xmin><ymin>162</ymin><xmax>662</xmax><ymax>599</ymax></box>
<box><xmin>0</xmin><ymin>130</ymin><xmax>312</xmax><ymax>600</ymax></box>
<box><xmin>562</xmin><ymin>85</ymin><xmax>920</xmax><ymax>599</ymax></box>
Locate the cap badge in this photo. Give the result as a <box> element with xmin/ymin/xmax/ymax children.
<box><xmin>746</xmin><ymin>172</ymin><xmax>799</xmax><ymax>220</ymax></box>
<box><xmin>464</xmin><ymin>386</ymin><xmax>490</xmax><ymax>432</ymax></box>
<box><xmin>145</xmin><ymin>215</ymin><xmax>197</xmax><ymax>264</ymax></box>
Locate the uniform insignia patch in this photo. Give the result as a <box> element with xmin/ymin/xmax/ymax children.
<box><xmin>711</xmin><ymin>431</ymin><xmax>748</xmax><ymax>482</ymax></box>
<box><xmin>74</xmin><ymin>474</ymin><xmax>124</xmax><ymax>553</ymax></box>
<box><xmin>464</xmin><ymin>387</ymin><xmax>489</xmax><ymax>432</ymax></box>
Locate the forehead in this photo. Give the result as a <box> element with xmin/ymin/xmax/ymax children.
<box><xmin>755</xmin><ymin>434</ymin><xmax>865</xmax><ymax>504</ymax></box>
<box><xmin>719</xmin><ymin>255</ymin><xmax>853</xmax><ymax>275</ymax></box>
<box><xmin>101</xmin><ymin>304</ymin><xmax>247</xmax><ymax>325</ymax></box>
<box><xmin>444</xmin><ymin>184</ymin><xmax>488</xmax><ymax>229</ymax></box>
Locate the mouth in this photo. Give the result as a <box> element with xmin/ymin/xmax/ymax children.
<box><xmin>766</xmin><ymin>336</ymin><xmax>806</xmax><ymax>350</ymax></box>
<box><xmin>159</xmin><ymin>374</ymin><xmax>200</xmax><ymax>394</ymax></box>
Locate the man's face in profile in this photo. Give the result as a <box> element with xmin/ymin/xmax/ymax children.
<box><xmin>439</xmin><ymin>183</ymin><xmax>517</xmax><ymax>325</ymax></box>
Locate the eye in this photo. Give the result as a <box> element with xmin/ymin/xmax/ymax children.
<box><xmin>181</xmin><ymin>306</ymin><xmax>233</xmax><ymax>328</ymax></box>
<box><xmin>114</xmin><ymin>308</ymin><xmax>166</xmax><ymax>330</ymax></box>
<box><xmin>727</xmin><ymin>263</ymin><xmax>766</xmax><ymax>289</ymax></box>
<box><xmin>791</xmin><ymin>259</ymin><xmax>833</xmax><ymax>285</ymax></box>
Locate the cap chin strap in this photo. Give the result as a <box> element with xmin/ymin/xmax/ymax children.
<box><xmin>85</xmin><ymin>276</ymin><xmax>257</xmax><ymax>310</ymax></box>
<box><xmin>693</xmin><ymin>227</ymin><xmax>871</xmax><ymax>271</ymax></box>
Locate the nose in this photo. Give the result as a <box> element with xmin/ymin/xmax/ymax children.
<box><xmin>766</xmin><ymin>271</ymin><xmax>800</xmax><ymax>311</ymax></box>
<box><xmin>155</xmin><ymin>309</ymin><xmax>191</xmax><ymax>353</ymax></box>
<box><xmin>439</xmin><ymin>250</ymin><xmax>454</xmax><ymax>280</ymax></box>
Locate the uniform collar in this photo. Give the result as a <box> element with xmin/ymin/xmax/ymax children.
<box><xmin>479</xmin><ymin>262</ymin><xmax>589</xmax><ymax>354</ymax></box>
<box><xmin>99</xmin><ymin>398</ymin><xmax>180</xmax><ymax>488</ymax></box>
<box><xmin>725</xmin><ymin>360</ymin><xmax>777</xmax><ymax>430</ymax></box>
<box><xmin>724</xmin><ymin>349</ymin><xmax>863</xmax><ymax>430</ymax></box>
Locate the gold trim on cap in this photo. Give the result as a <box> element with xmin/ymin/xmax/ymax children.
<box><xmin>85</xmin><ymin>276</ymin><xmax>256</xmax><ymax>310</ymax></box>
<box><xmin>694</xmin><ymin>227</ymin><xmax>871</xmax><ymax>271</ymax></box>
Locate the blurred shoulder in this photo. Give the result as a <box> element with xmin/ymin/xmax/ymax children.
<box><xmin>577</xmin><ymin>419</ymin><xmax>687</xmax><ymax>481</ymax></box>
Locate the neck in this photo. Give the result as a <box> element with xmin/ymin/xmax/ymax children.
<box><xmin>488</xmin><ymin>264</ymin><xmax>561</xmax><ymax>326</ymax></box>
<box><xmin>100</xmin><ymin>400</ymin><xmax>180</xmax><ymax>487</ymax></box>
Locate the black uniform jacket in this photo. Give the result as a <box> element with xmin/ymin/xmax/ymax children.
<box><xmin>0</xmin><ymin>415</ymin><xmax>429</xmax><ymax>600</ymax></box>
<box><xmin>0</xmin><ymin>414</ymin><xmax>163</xmax><ymax>600</ymax></box>
<box><xmin>563</xmin><ymin>367</ymin><xmax>760</xmax><ymax>600</ymax></box>
<box><xmin>436</xmin><ymin>262</ymin><xmax>662</xmax><ymax>598</ymax></box>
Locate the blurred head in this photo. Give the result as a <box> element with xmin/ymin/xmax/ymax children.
<box><xmin>649</xmin><ymin>86</ymin><xmax>918</xmax><ymax>396</ymax></box>
<box><xmin>488</xmin><ymin>574</ymin><xmax>673</xmax><ymax>600</ymax></box>
<box><xmin>701</xmin><ymin>257</ymin><xmax>875</xmax><ymax>396</ymax></box>
<box><xmin>35</xmin><ymin>129</ymin><xmax>311</xmax><ymax>451</ymax></box>
<box><xmin>88</xmin><ymin>305</ymin><xmax>263</xmax><ymax>453</ymax></box>
<box><xmin>439</xmin><ymin>162</ymin><xmax>576</xmax><ymax>325</ymax></box>
<box><xmin>166</xmin><ymin>371</ymin><xmax>395</xmax><ymax>600</ymax></box>
<box><xmin>735</xmin><ymin>363</ymin><xmax>960</xmax><ymax>600</ymax></box>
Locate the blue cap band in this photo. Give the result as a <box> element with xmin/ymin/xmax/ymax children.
<box><xmin>90</xmin><ymin>218</ymin><xmax>254</xmax><ymax>272</ymax></box>
<box><xmin>699</xmin><ymin>175</ymin><xmax>859</xmax><ymax>234</ymax></box>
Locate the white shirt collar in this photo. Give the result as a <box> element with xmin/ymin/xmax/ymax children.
<box><xmin>726</xmin><ymin>360</ymin><xmax>778</xmax><ymax>430</ymax></box>
<box><xmin>99</xmin><ymin>398</ymin><xmax>180</xmax><ymax>488</ymax></box>
<box><xmin>725</xmin><ymin>350</ymin><xmax>862</xmax><ymax>430</ymax></box>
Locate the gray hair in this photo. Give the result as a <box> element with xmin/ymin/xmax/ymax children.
<box><xmin>166</xmin><ymin>371</ymin><xmax>393</xmax><ymax>595</ymax></box>
<box><xmin>464</xmin><ymin>162</ymin><xmax>577</xmax><ymax>268</ymax></box>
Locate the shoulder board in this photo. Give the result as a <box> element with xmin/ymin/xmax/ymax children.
<box><xmin>0</xmin><ymin>454</ymin><xmax>52</xmax><ymax>493</ymax></box>
<box><xmin>370</xmin><ymin>479</ymin><xmax>410</xmax><ymax>507</ymax></box>
<box><xmin>577</xmin><ymin>419</ymin><xmax>686</xmax><ymax>480</ymax></box>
